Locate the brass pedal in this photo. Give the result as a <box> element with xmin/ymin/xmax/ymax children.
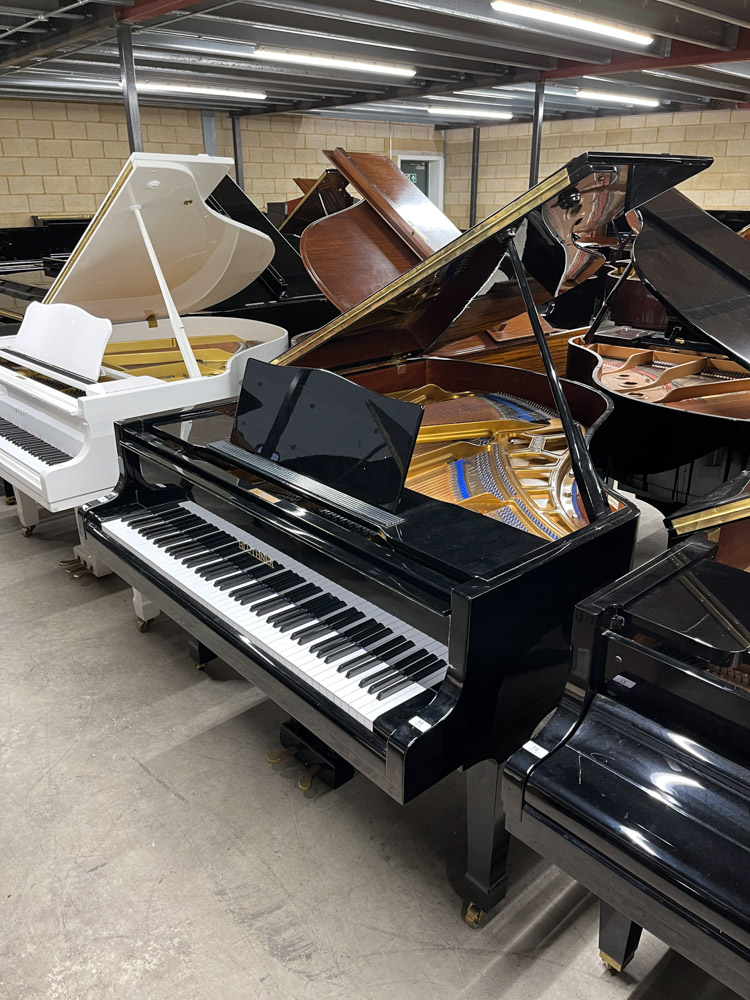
<box><xmin>59</xmin><ymin>558</ymin><xmax>81</xmax><ymax>567</ymax></box>
<box><xmin>298</xmin><ymin>764</ymin><xmax>321</xmax><ymax>791</ymax></box>
<box><xmin>72</xmin><ymin>567</ymin><xmax>92</xmax><ymax>579</ymax></box>
<box><xmin>266</xmin><ymin>746</ymin><xmax>298</xmax><ymax>765</ymax></box>
<box><xmin>64</xmin><ymin>560</ymin><xmax>84</xmax><ymax>574</ymax></box>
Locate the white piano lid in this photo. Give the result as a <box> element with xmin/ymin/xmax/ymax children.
<box><xmin>43</xmin><ymin>153</ymin><xmax>275</xmax><ymax>323</ymax></box>
<box><xmin>10</xmin><ymin>300</ymin><xmax>112</xmax><ymax>382</ymax></box>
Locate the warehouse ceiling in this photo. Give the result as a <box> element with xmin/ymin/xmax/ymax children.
<box><xmin>0</xmin><ymin>0</ymin><xmax>750</xmax><ymax>125</ymax></box>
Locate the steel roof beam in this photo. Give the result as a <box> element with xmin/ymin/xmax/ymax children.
<box><xmin>222</xmin><ymin>0</ymin><xmax>614</xmax><ymax>65</ymax></box>
<box><xmin>485</xmin><ymin>0</ymin><xmax>737</xmax><ymax>49</ymax></box>
<box><xmin>542</xmin><ymin>28</ymin><xmax>750</xmax><ymax>81</ymax></box>
<box><xmin>171</xmin><ymin>7</ymin><xmax>558</xmax><ymax>72</ymax></box>
<box><xmin>0</xmin><ymin>7</ymin><xmax>114</xmax><ymax>71</ymax></box>
<box><xmin>364</xmin><ymin>0</ymin><xmax>671</xmax><ymax>54</ymax></box>
<box><xmin>140</xmin><ymin>22</ymin><xmax>524</xmax><ymax>78</ymax></box>
<box><xmin>591</xmin><ymin>69</ymin><xmax>746</xmax><ymax>103</ymax></box>
<box><xmin>657</xmin><ymin>1</ymin><xmax>750</xmax><ymax>30</ymax></box>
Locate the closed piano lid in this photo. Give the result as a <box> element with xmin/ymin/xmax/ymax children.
<box><xmin>278</xmin><ymin>152</ymin><xmax>711</xmax><ymax>370</ymax></box>
<box><xmin>635</xmin><ymin>188</ymin><xmax>750</xmax><ymax>370</ymax></box>
<box><xmin>43</xmin><ymin>152</ymin><xmax>275</xmax><ymax>323</ymax></box>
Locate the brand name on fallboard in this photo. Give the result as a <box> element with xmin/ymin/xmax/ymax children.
<box><xmin>238</xmin><ymin>542</ymin><xmax>275</xmax><ymax>566</ymax></box>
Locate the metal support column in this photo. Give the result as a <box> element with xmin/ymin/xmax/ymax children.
<box><xmin>116</xmin><ymin>22</ymin><xmax>142</xmax><ymax>154</ymax></box>
<box><xmin>201</xmin><ymin>110</ymin><xmax>217</xmax><ymax>156</ymax></box>
<box><xmin>469</xmin><ymin>126</ymin><xmax>480</xmax><ymax>228</ymax></box>
<box><xmin>231</xmin><ymin>116</ymin><xmax>244</xmax><ymax>191</ymax></box>
<box><xmin>529</xmin><ymin>80</ymin><xmax>545</xmax><ymax>187</ymax></box>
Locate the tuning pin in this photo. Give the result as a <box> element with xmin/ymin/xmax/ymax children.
<box><xmin>266</xmin><ymin>746</ymin><xmax>298</xmax><ymax>765</ymax></box>
<box><xmin>298</xmin><ymin>764</ymin><xmax>321</xmax><ymax>791</ymax></box>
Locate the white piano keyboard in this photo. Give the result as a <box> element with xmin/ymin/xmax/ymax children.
<box><xmin>103</xmin><ymin>501</ymin><xmax>448</xmax><ymax>731</ymax></box>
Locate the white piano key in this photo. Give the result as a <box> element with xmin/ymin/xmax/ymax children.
<box><xmin>104</xmin><ymin>501</ymin><xmax>449</xmax><ymax>731</ymax></box>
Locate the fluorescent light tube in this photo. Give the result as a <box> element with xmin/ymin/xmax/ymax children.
<box><xmin>490</xmin><ymin>1</ymin><xmax>654</xmax><ymax>46</ymax></box>
<box><xmin>427</xmin><ymin>105</ymin><xmax>513</xmax><ymax>120</ymax></box>
<box><xmin>251</xmin><ymin>47</ymin><xmax>416</xmax><ymax>77</ymax></box>
<box><xmin>137</xmin><ymin>82</ymin><xmax>266</xmax><ymax>100</ymax></box>
<box><xmin>576</xmin><ymin>88</ymin><xmax>660</xmax><ymax>108</ymax></box>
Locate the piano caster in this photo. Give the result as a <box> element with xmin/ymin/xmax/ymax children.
<box><xmin>3</xmin><ymin>495</ymin><xmax>15</xmax><ymax>506</ymax></box>
<box><xmin>189</xmin><ymin>638</ymin><xmax>217</xmax><ymax>671</ymax></box>
<box><xmin>462</xmin><ymin>902</ymin><xmax>487</xmax><ymax>929</ymax></box>
<box><xmin>598</xmin><ymin>902</ymin><xmax>642</xmax><ymax>975</ymax></box>
<box><xmin>21</xmin><ymin>525</ymin><xmax>35</xmax><ymax>537</ymax></box>
<box><xmin>137</xmin><ymin>618</ymin><xmax>152</xmax><ymax>633</ymax></box>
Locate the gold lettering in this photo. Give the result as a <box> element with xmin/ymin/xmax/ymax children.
<box><xmin>238</xmin><ymin>541</ymin><xmax>274</xmax><ymax>566</ymax></box>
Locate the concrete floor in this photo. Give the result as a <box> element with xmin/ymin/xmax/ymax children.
<box><xmin>0</xmin><ymin>500</ymin><xmax>742</xmax><ymax>1000</ymax></box>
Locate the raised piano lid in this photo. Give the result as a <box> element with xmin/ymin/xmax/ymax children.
<box><xmin>634</xmin><ymin>188</ymin><xmax>750</xmax><ymax>369</ymax></box>
<box><xmin>42</xmin><ymin>152</ymin><xmax>275</xmax><ymax>324</ymax></box>
<box><xmin>322</xmin><ymin>147</ymin><xmax>461</xmax><ymax>257</ymax></box>
<box><xmin>279</xmin><ymin>152</ymin><xmax>711</xmax><ymax>370</ymax></box>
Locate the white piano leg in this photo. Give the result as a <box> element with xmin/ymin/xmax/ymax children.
<box><xmin>15</xmin><ymin>490</ymin><xmax>40</xmax><ymax>536</ymax></box>
<box><xmin>72</xmin><ymin>515</ymin><xmax>113</xmax><ymax>578</ymax></box>
<box><xmin>133</xmin><ymin>589</ymin><xmax>159</xmax><ymax>632</ymax></box>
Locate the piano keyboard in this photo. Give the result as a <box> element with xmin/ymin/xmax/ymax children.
<box><xmin>103</xmin><ymin>501</ymin><xmax>449</xmax><ymax>731</ymax></box>
<box><xmin>0</xmin><ymin>415</ymin><xmax>72</xmax><ymax>465</ymax></box>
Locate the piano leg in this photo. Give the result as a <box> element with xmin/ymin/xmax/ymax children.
<box><xmin>15</xmin><ymin>489</ymin><xmax>39</xmax><ymax>536</ymax></box>
<box><xmin>462</xmin><ymin>758</ymin><xmax>510</xmax><ymax>927</ymax></box>
<box><xmin>188</xmin><ymin>637</ymin><xmax>217</xmax><ymax>670</ymax></box>
<box><xmin>133</xmin><ymin>589</ymin><xmax>159</xmax><ymax>632</ymax></box>
<box><xmin>598</xmin><ymin>901</ymin><xmax>643</xmax><ymax>973</ymax></box>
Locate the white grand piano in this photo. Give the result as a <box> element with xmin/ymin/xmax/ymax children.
<box><xmin>0</xmin><ymin>152</ymin><xmax>288</xmax><ymax>569</ymax></box>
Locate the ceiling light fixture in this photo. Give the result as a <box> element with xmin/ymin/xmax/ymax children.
<box><xmin>137</xmin><ymin>81</ymin><xmax>266</xmax><ymax>100</ymax></box>
<box><xmin>490</xmin><ymin>1</ymin><xmax>654</xmax><ymax>46</ymax></box>
<box><xmin>576</xmin><ymin>88</ymin><xmax>659</xmax><ymax>107</ymax></box>
<box><xmin>427</xmin><ymin>105</ymin><xmax>513</xmax><ymax>120</ymax></box>
<box><xmin>250</xmin><ymin>47</ymin><xmax>416</xmax><ymax>77</ymax></box>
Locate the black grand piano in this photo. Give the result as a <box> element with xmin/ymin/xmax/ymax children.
<box><xmin>568</xmin><ymin>189</ymin><xmax>750</xmax><ymax>512</ymax></box>
<box><xmin>504</xmin><ymin>474</ymin><xmax>750</xmax><ymax>995</ymax></box>
<box><xmin>77</xmin><ymin>152</ymin><xmax>706</xmax><ymax>921</ymax></box>
<box><xmin>0</xmin><ymin>177</ymin><xmax>337</xmax><ymax>336</ymax></box>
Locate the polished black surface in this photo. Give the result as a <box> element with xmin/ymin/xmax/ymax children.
<box><xmin>636</xmin><ymin>188</ymin><xmax>750</xmax><ymax>368</ymax></box>
<box><xmin>504</xmin><ymin>526</ymin><xmax>750</xmax><ymax>996</ymax></box>
<box><xmin>291</xmin><ymin>152</ymin><xmax>710</xmax><ymax>371</ymax></box>
<box><xmin>227</xmin><ymin>360</ymin><xmax>422</xmax><ymax>513</ymax></box>
<box><xmin>204</xmin><ymin>177</ymin><xmax>338</xmax><ymax>334</ymax></box>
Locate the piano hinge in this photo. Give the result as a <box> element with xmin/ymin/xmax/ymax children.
<box><xmin>146</xmin><ymin>312</ymin><xmax>158</xmax><ymax>328</ymax></box>
<box><xmin>390</xmin><ymin>353</ymin><xmax>407</xmax><ymax>374</ymax></box>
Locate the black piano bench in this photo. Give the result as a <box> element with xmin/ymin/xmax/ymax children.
<box><xmin>269</xmin><ymin>719</ymin><xmax>355</xmax><ymax>792</ymax></box>
<box><xmin>599</xmin><ymin>901</ymin><xmax>643</xmax><ymax>973</ymax></box>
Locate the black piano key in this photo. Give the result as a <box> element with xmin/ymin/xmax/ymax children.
<box><xmin>273</xmin><ymin>597</ymin><xmax>344</xmax><ymax>632</ymax></box>
<box><xmin>317</xmin><ymin>619</ymin><xmax>380</xmax><ymax>659</ymax></box>
<box><xmin>352</xmin><ymin>639</ymin><xmax>413</xmax><ymax>682</ymax></box>
<box><xmin>272</xmin><ymin>582</ymin><xmax>320</xmax><ymax>605</ymax></box>
<box><xmin>375</xmin><ymin>660</ymin><xmax>442</xmax><ymax>701</ymax></box>
<box><xmin>312</xmin><ymin>633</ymin><xmax>354</xmax><ymax>657</ymax></box>
<box><xmin>293</xmin><ymin>609</ymin><xmax>362</xmax><ymax>643</ymax></box>
<box><xmin>306</xmin><ymin>612</ymin><xmax>365</xmax><ymax>652</ymax></box>
<box><xmin>268</xmin><ymin>594</ymin><xmax>332</xmax><ymax>626</ymax></box>
<box><xmin>202</xmin><ymin>552</ymin><xmax>264</xmax><ymax>580</ymax></box>
<box><xmin>324</xmin><ymin>622</ymin><xmax>384</xmax><ymax>663</ymax></box>
<box><xmin>366</xmin><ymin>653</ymin><xmax>435</xmax><ymax>694</ymax></box>
<box><xmin>250</xmin><ymin>594</ymin><xmax>293</xmax><ymax>615</ymax></box>
<box><xmin>163</xmin><ymin>539</ymin><xmax>206</xmax><ymax>557</ymax></box>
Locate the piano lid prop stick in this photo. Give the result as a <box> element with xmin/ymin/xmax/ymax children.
<box><xmin>583</xmin><ymin>259</ymin><xmax>634</xmax><ymax>346</ymax></box>
<box><xmin>504</xmin><ymin>234</ymin><xmax>610</xmax><ymax>523</ymax></box>
<box><xmin>129</xmin><ymin>201</ymin><xmax>202</xmax><ymax>380</ymax></box>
